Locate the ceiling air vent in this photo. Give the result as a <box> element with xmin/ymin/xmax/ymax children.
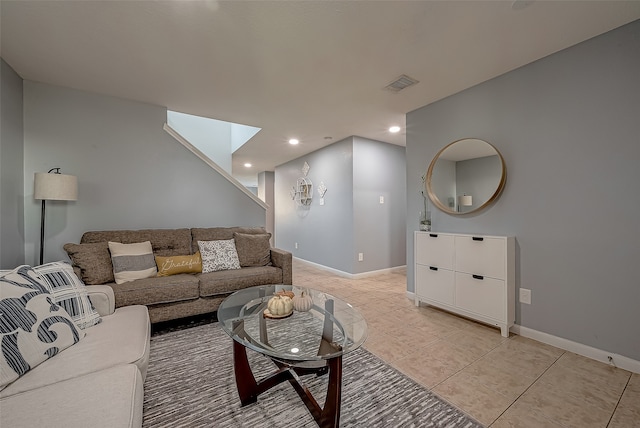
<box><xmin>384</xmin><ymin>74</ymin><xmax>419</xmax><ymax>92</ymax></box>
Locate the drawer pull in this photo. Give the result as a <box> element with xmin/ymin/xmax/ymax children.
<box><xmin>429</xmin><ymin>233</ymin><xmax>438</xmax><ymax>238</ymax></box>
<box><xmin>472</xmin><ymin>237</ymin><xmax>484</xmax><ymax>241</ymax></box>
<box><xmin>429</xmin><ymin>266</ymin><xmax>438</xmax><ymax>271</ymax></box>
<box><xmin>472</xmin><ymin>274</ymin><xmax>484</xmax><ymax>280</ymax></box>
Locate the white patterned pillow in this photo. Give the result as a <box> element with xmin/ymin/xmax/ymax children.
<box><xmin>0</xmin><ymin>266</ymin><xmax>84</xmax><ymax>390</ymax></box>
<box><xmin>108</xmin><ymin>241</ymin><xmax>158</xmax><ymax>284</ymax></box>
<box><xmin>33</xmin><ymin>261</ymin><xmax>102</xmax><ymax>329</ymax></box>
<box><xmin>198</xmin><ymin>239</ymin><xmax>241</xmax><ymax>273</ymax></box>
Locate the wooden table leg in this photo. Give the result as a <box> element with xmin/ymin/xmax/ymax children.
<box><xmin>232</xmin><ymin>336</ymin><xmax>343</xmax><ymax>427</ymax></box>
<box><xmin>233</xmin><ymin>339</ymin><xmax>260</xmax><ymax>405</ymax></box>
<box><xmin>319</xmin><ymin>356</ymin><xmax>342</xmax><ymax>428</ymax></box>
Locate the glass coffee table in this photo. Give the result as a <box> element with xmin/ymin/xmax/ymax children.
<box><xmin>218</xmin><ymin>284</ymin><xmax>367</xmax><ymax>428</ymax></box>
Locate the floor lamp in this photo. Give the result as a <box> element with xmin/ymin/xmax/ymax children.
<box><xmin>34</xmin><ymin>168</ymin><xmax>78</xmax><ymax>265</ymax></box>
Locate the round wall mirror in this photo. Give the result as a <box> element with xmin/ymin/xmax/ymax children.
<box><xmin>426</xmin><ymin>138</ymin><xmax>506</xmax><ymax>215</ymax></box>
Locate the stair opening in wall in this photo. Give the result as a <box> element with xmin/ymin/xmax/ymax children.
<box><xmin>166</xmin><ymin>110</ymin><xmax>261</xmax><ymax>188</ymax></box>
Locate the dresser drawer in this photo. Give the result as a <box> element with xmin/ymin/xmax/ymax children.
<box><xmin>416</xmin><ymin>232</ymin><xmax>454</xmax><ymax>270</ymax></box>
<box><xmin>455</xmin><ymin>272</ymin><xmax>505</xmax><ymax>321</ymax></box>
<box><xmin>455</xmin><ymin>235</ymin><xmax>505</xmax><ymax>279</ymax></box>
<box><xmin>416</xmin><ymin>264</ymin><xmax>455</xmax><ymax>305</ymax></box>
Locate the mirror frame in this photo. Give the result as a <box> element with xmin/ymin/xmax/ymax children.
<box><xmin>426</xmin><ymin>138</ymin><xmax>507</xmax><ymax>215</ymax></box>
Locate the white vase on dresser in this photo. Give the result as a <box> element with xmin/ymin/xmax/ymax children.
<box><xmin>414</xmin><ymin>231</ymin><xmax>515</xmax><ymax>337</ymax></box>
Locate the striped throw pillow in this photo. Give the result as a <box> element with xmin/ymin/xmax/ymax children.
<box><xmin>108</xmin><ymin>241</ymin><xmax>157</xmax><ymax>284</ymax></box>
<box><xmin>34</xmin><ymin>261</ymin><xmax>102</xmax><ymax>329</ymax></box>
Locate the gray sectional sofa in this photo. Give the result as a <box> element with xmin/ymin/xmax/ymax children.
<box><xmin>64</xmin><ymin>227</ymin><xmax>292</xmax><ymax>323</ymax></box>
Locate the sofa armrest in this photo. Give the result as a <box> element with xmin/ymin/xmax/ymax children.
<box><xmin>86</xmin><ymin>284</ymin><xmax>116</xmax><ymax>316</ymax></box>
<box><xmin>270</xmin><ymin>248</ymin><xmax>292</xmax><ymax>285</ymax></box>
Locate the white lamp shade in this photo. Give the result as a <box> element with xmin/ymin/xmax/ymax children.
<box><xmin>34</xmin><ymin>173</ymin><xmax>78</xmax><ymax>201</ymax></box>
<box><xmin>459</xmin><ymin>195</ymin><xmax>473</xmax><ymax>206</ymax></box>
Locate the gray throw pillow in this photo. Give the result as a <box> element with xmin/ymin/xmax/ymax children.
<box><xmin>233</xmin><ymin>232</ymin><xmax>272</xmax><ymax>267</ymax></box>
<box><xmin>63</xmin><ymin>241</ymin><xmax>115</xmax><ymax>285</ymax></box>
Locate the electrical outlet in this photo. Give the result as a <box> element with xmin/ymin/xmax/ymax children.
<box><xmin>519</xmin><ymin>288</ymin><xmax>532</xmax><ymax>304</ymax></box>
<box><xmin>294</xmin><ymin>242</ymin><xmax>298</xmax><ymax>249</ymax></box>
<box><xmin>358</xmin><ymin>253</ymin><xmax>363</xmax><ymax>262</ymax></box>
<box><xmin>379</xmin><ymin>196</ymin><xmax>384</xmax><ymax>204</ymax></box>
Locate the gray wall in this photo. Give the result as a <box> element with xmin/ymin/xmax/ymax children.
<box><xmin>353</xmin><ymin>136</ymin><xmax>406</xmax><ymax>273</ymax></box>
<box><xmin>21</xmin><ymin>81</ymin><xmax>265</xmax><ymax>265</ymax></box>
<box><xmin>275</xmin><ymin>138</ymin><xmax>355</xmax><ymax>272</ymax></box>
<box><xmin>275</xmin><ymin>136</ymin><xmax>406</xmax><ymax>274</ymax></box>
<box><xmin>258</xmin><ymin>171</ymin><xmax>275</xmax><ymax>241</ymax></box>
<box><xmin>0</xmin><ymin>59</ymin><xmax>25</xmax><ymax>269</ymax></box>
<box><xmin>406</xmin><ymin>20</ymin><xmax>640</xmax><ymax>360</ymax></box>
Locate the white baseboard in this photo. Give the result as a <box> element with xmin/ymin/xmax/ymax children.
<box><xmin>294</xmin><ymin>257</ymin><xmax>406</xmax><ymax>280</ymax></box>
<box><xmin>511</xmin><ymin>324</ymin><xmax>640</xmax><ymax>374</ymax></box>
<box><xmin>407</xmin><ymin>291</ymin><xmax>639</xmax><ymax>373</ymax></box>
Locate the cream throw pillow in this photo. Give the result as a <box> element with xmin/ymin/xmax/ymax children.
<box><xmin>108</xmin><ymin>241</ymin><xmax>157</xmax><ymax>284</ymax></box>
<box><xmin>1</xmin><ymin>266</ymin><xmax>84</xmax><ymax>390</ymax></box>
<box><xmin>198</xmin><ymin>240</ymin><xmax>241</xmax><ymax>273</ymax></box>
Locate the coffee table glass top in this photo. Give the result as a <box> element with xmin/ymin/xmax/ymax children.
<box><xmin>218</xmin><ymin>285</ymin><xmax>367</xmax><ymax>363</ymax></box>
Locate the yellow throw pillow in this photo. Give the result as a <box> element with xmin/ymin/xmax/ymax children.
<box><xmin>155</xmin><ymin>252</ymin><xmax>202</xmax><ymax>277</ymax></box>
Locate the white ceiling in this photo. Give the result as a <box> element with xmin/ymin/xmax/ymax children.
<box><xmin>2</xmin><ymin>1</ymin><xmax>639</xmax><ymax>186</ymax></box>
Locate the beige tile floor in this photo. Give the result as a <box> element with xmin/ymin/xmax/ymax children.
<box><xmin>293</xmin><ymin>260</ymin><xmax>640</xmax><ymax>427</ymax></box>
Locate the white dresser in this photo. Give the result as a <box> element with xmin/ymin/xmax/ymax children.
<box><xmin>414</xmin><ymin>231</ymin><xmax>515</xmax><ymax>337</ymax></box>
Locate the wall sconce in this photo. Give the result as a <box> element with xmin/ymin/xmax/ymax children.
<box><xmin>34</xmin><ymin>168</ymin><xmax>78</xmax><ymax>264</ymax></box>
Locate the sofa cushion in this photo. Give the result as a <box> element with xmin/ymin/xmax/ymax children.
<box><xmin>82</xmin><ymin>228</ymin><xmax>192</xmax><ymax>257</ymax></box>
<box><xmin>109</xmin><ymin>241</ymin><xmax>158</xmax><ymax>284</ymax></box>
<box><xmin>109</xmin><ymin>275</ymin><xmax>200</xmax><ymax>307</ymax></box>
<box><xmin>0</xmin><ymin>266</ymin><xmax>84</xmax><ymax>391</ymax></box>
<box><xmin>0</xmin><ymin>304</ymin><xmax>150</xmax><ymax>398</ymax></box>
<box><xmin>198</xmin><ymin>266</ymin><xmax>284</xmax><ymax>297</ymax></box>
<box><xmin>33</xmin><ymin>261</ymin><xmax>102</xmax><ymax>329</ymax></box>
<box><xmin>63</xmin><ymin>241</ymin><xmax>114</xmax><ymax>285</ymax></box>
<box><xmin>198</xmin><ymin>239</ymin><xmax>241</xmax><ymax>273</ymax></box>
<box><xmin>234</xmin><ymin>232</ymin><xmax>272</xmax><ymax>267</ymax></box>
<box><xmin>0</xmin><ymin>363</ymin><xmax>144</xmax><ymax>428</ymax></box>
<box><xmin>191</xmin><ymin>227</ymin><xmax>268</xmax><ymax>253</ymax></box>
<box><xmin>155</xmin><ymin>252</ymin><xmax>202</xmax><ymax>277</ymax></box>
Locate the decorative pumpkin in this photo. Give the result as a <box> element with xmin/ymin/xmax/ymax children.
<box><xmin>293</xmin><ymin>290</ymin><xmax>313</xmax><ymax>312</ymax></box>
<box><xmin>276</xmin><ymin>290</ymin><xmax>295</xmax><ymax>300</ymax></box>
<box><xmin>267</xmin><ymin>295</ymin><xmax>293</xmax><ymax>316</ymax></box>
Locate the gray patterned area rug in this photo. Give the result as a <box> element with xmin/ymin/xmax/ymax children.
<box><xmin>142</xmin><ymin>322</ymin><xmax>484</xmax><ymax>428</ymax></box>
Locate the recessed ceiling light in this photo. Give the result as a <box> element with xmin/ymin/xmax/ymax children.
<box><xmin>244</xmin><ymin>163</ymin><xmax>252</xmax><ymax>168</ymax></box>
<box><xmin>389</xmin><ymin>126</ymin><xmax>401</xmax><ymax>133</ymax></box>
<box><xmin>289</xmin><ymin>138</ymin><xmax>299</xmax><ymax>145</ymax></box>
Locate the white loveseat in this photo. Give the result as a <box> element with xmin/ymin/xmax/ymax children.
<box><xmin>0</xmin><ymin>284</ymin><xmax>150</xmax><ymax>428</ymax></box>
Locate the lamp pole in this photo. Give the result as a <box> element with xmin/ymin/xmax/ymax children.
<box><xmin>34</xmin><ymin>167</ymin><xmax>78</xmax><ymax>265</ymax></box>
